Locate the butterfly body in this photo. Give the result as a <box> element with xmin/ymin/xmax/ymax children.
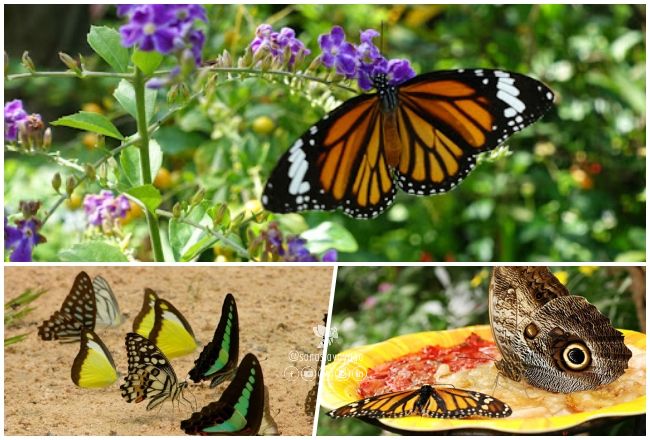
<box><xmin>263</xmin><ymin>69</ymin><xmax>554</xmax><ymax>218</ymax></box>
<box><xmin>38</xmin><ymin>271</ymin><xmax>96</xmax><ymax>342</ymax></box>
<box><xmin>327</xmin><ymin>385</ymin><xmax>512</xmax><ymax>419</ymax></box>
<box><xmin>189</xmin><ymin>293</ymin><xmax>239</xmax><ymax>387</ymax></box>
<box><xmin>71</xmin><ymin>329</ymin><xmax>118</xmax><ymax>388</ymax></box>
<box><xmin>181</xmin><ymin>353</ymin><xmax>265</xmax><ymax>435</ymax></box>
<box><xmin>121</xmin><ymin>333</ymin><xmax>189</xmax><ymax>410</ymax></box>
<box><xmin>489</xmin><ymin>266</ymin><xmax>632</xmax><ymax>393</ymax></box>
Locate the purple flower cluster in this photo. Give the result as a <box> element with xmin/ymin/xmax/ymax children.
<box><xmin>5</xmin><ymin>217</ymin><xmax>45</xmax><ymax>262</ymax></box>
<box><xmin>250</xmin><ymin>24</ymin><xmax>311</xmax><ymax>67</ymax></box>
<box><xmin>262</xmin><ymin>223</ymin><xmax>337</xmax><ymax>262</ymax></box>
<box><xmin>318</xmin><ymin>26</ymin><xmax>416</xmax><ymax>91</ymax></box>
<box><xmin>83</xmin><ymin>190</ymin><xmax>131</xmax><ymax>228</ymax></box>
<box><xmin>4</xmin><ymin>99</ymin><xmax>42</xmax><ymax>142</ymax></box>
<box><xmin>118</xmin><ymin>4</ymin><xmax>207</xmax><ymax>65</ymax></box>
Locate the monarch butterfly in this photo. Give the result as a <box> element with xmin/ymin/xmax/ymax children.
<box><xmin>120</xmin><ymin>332</ymin><xmax>190</xmax><ymax>411</ymax></box>
<box><xmin>92</xmin><ymin>275</ymin><xmax>125</xmax><ymax>328</ymax></box>
<box><xmin>181</xmin><ymin>353</ymin><xmax>266</xmax><ymax>435</ymax></box>
<box><xmin>188</xmin><ymin>293</ymin><xmax>239</xmax><ymax>387</ymax></box>
<box><xmin>263</xmin><ymin>69</ymin><xmax>554</xmax><ymax>219</ymax></box>
<box><xmin>133</xmin><ymin>288</ymin><xmax>198</xmax><ymax>359</ymax></box>
<box><xmin>327</xmin><ymin>384</ymin><xmax>512</xmax><ymax>419</ymax></box>
<box><xmin>38</xmin><ymin>271</ymin><xmax>96</xmax><ymax>342</ymax></box>
<box><xmin>71</xmin><ymin>329</ymin><xmax>118</xmax><ymax>388</ymax></box>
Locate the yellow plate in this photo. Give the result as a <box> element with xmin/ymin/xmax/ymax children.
<box><xmin>321</xmin><ymin>325</ymin><xmax>646</xmax><ymax>434</ymax></box>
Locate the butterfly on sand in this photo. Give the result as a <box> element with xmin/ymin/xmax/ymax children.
<box><xmin>92</xmin><ymin>275</ymin><xmax>125</xmax><ymax>328</ymax></box>
<box><xmin>132</xmin><ymin>288</ymin><xmax>198</xmax><ymax>359</ymax></box>
<box><xmin>182</xmin><ymin>353</ymin><xmax>275</xmax><ymax>435</ymax></box>
<box><xmin>263</xmin><ymin>69</ymin><xmax>554</xmax><ymax>219</ymax></box>
<box><xmin>327</xmin><ymin>384</ymin><xmax>512</xmax><ymax>419</ymax></box>
<box><xmin>189</xmin><ymin>293</ymin><xmax>239</xmax><ymax>387</ymax></box>
<box><xmin>38</xmin><ymin>271</ymin><xmax>96</xmax><ymax>342</ymax></box>
<box><xmin>71</xmin><ymin>329</ymin><xmax>118</xmax><ymax>388</ymax></box>
<box><xmin>120</xmin><ymin>332</ymin><xmax>190</xmax><ymax>411</ymax></box>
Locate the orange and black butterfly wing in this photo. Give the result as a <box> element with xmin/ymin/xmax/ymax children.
<box><xmin>327</xmin><ymin>389</ymin><xmax>422</xmax><ymax>419</ymax></box>
<box><xmin>394</xmin><ymin>69</ymin><xmax>554</xmax><ymax>195</ymax></box>
<box><xmin>418</xmin><ymin>386</ymin><xmax>512</xmax><ymax>419</ymax></box>
<box><xmin>327</xmin><ymin>385</ymin><xmax>512</xmax><ymax>419</ymax></box>
<box><xmin>262</xmin><ymin>94</ymin><xmax>398</xmax><ymax>219</ymax></box>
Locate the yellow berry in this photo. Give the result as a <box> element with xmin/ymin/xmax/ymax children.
<box><xmin>154</xmin><ymin>167</ymin><xmax>172</xmax><ymax>190</ymax></box>
<box><xmin>252</xmin><ymin>116</ymin><xmax>275</xmax><ymax>135</ymax></box>
<box><xmin>65</xmin><ymin>193</ymin><xmax>82</xmax><ymax>210</ymax></box>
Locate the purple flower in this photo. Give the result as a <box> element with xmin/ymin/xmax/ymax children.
<box><xmin>5</xmin><ymin>99</ymin><xmax>29</xmax><ymax>141</ymax></box>
<box><xmin>260</xmin><ymin>223</ymin><xmax>338</xmax><ymax>262</ymax></box>
<box><xmin>317</xmin><ymin>26</ymin><xmax>416</xmax><ymax>91</ymax></box>
<box><xmin>118</xmin><ymin>4</ymin><xmax>207</xmax><ymax>64</ymax></box>
<box><xmin>5</xmin><ymin>217</ymin><xmax>45</xmax><ymax>262</ymax></box>
<box><xmin>318</xmin><ymin>26</ymin><xmax>358</xmax><ymax>77</ymax></box>
<box><xmin>249</xmin><ymin>24</ymin><xmax>310</xmax><ymax>66</ymax></box>
<box><xmin>83</xmin><ymin>191</ymin><xmax>131</xmax><ymax>228</ymax></box>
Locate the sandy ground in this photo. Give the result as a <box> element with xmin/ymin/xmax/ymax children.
<box><xmin>4</xmin><ymin>266</ymin><xmax>333</xmax><ymax>436</ymax></box>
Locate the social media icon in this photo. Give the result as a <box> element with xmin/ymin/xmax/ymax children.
<box><xmin>283</xmin><ymin>366</ymin><xmax>299</xmax><ymax>381</ymax></box>
<box><xmin>301</xmin><ymin>366</ymin><xmax>316</xmax><ymax>380</ymax></box>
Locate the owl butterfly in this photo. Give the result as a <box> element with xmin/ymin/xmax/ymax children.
<box><xmin>488</xmin><ymin>266</ymin><xmax>632</xmax><ymax>393</ymax></box>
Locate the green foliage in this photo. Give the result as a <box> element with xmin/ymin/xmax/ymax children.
<box><xmin>4</xmin><ymin>5</ymin><xmax>645</xmax><ymax>261</ymax></box>
<box><xmin>4</xmin><ymin>287</ymin><xmax>46</xmax><ymax>346</ymax></box>
<box><xmin>319</xmin><ymin>265</ymin><xmax>642</xmax><ymax>435</ymax></box>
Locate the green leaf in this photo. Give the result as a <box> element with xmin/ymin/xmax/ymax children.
<box><xmin>51</xmin><ymin>111</ymin><xmax>124</xmax><ymax>140</ymax></box>
<box><xmin>113</xmin><ymin>79</ymin><xmax>157</xmax><ymax>123</ymax></box>
<box><xmin>119</xmin><ymin>141</ymin><xmax>163</xmax><ymax>186</ymax></box>
<box><xmin>5</xmin><ymin>334</ymin><xmax>30</xmax><ymax>347</ymax></box>
<box><xmin>301</xmin><ymin>221</ymin><xmax>359</xmax><ymax>254</ymax></box>
<box><xmin>59</xmin><ymin>242</ymin><xmax>129</xmax><ymax>262</ymax></box>
<box><xmin>132</xmin><ymin>49</ymin><xmax>163</xmax><ymax>75</ymax></box>
<box><xmin>126</xmin><ymin>184</ymin><xmax>162</xmax><ymax>214</ymax></box>
<box><xmin>169</xmin><ymin>201</ymin><xmax>219</xmax><ymax>262</ymax></box>
<box><xmin>87</xmin><ymin>25</ymin><xmax>130</xmax><ymax>73</ymax></box>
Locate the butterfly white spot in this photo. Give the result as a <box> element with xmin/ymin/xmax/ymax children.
<box><xmin>289</xmin><ymin>138</ymin><xmax>303</xmax><ymax>152</ymax></box>
<box><xmin>482</xmin><ymin>78</ymin><xmax>489</xmax><ymax>85</ymax></box>
<box><xmin>546</xmin><ymin>91</ymin><xmax>553</xmax><ymax>101</ymax></box>
<box><xmin>515</xmin><ymin>115</ymin><xmax>524</xmax><ymax>123</ymax></box>
<box><xmin>494</xmin><ymin>70</ymin><xmax>510</xmax><ymax>78</ymax></box>
<box><xmin>497</xmin><ymin>91</ymin><xmax>526</xmax><ymax>115</ymax></box>
<box><xmin>261</xmin><ymin>195</ymin><xmax>268</xmax><ymax>205</ymax></box>
<box><xmin>309</xmin><ymin>126</ymin><xmax>318</xmax><ymax>135</ymax></box>
<box><xmin>296</xmin><ymin>195</ymin><xmax>303</xmax><ymax>204</ymax></box>
<box><xmin>496</xmin><ymin>80</ymin><xmax>520</xmax><ymax>96</ymax></box>
<box><xmin>503</xmin><ymin>107</ymin><xmax>517</xmax><ymax>118</ymax></box>
<box><xmin>309</xmin><ymin>139</ymin><xmax>315</xmax><ymax>146</ymax></box>
<box><xmin>474</xmin><ymin>69</ymin><xmax>484</xmax><ymax>76</ymax></box>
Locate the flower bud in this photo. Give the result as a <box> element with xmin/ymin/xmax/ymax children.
<box><xmin>190</xmin><ymin>188</ymin><xmax>205</xmax><ymax>206</ymax></box>
<box><xmin>172</xmin><ymin>202</ymin><xmax>182</xmax><ymax>218</ymax></box>
<box><xmin>51</xmin><ymin>172</ymin><xmax>62</xmax><ymax>193</ymax></box>
<box><xmin>221</xmin><ymin>49</ymin><xmax>232</xmax><ymax>68</ymax></box>
<box><xmin>84</xmin><ymin>163</ymin><xmax>96</xmax><ymax>181</ymax></box>
<box><xmin>59</xmin><ymin>52</ymin><xmax>81</xmax><ymax>76</ymax></box>
<box><xmin>19</xmin><ymin>200</ymin><xmax>41</xmax><ymax>218</ymax></box>
<box><xmin>21</xmin><ymin>51</ymin><xmax>35</xmax><ymax>72</ymax></box>
<box><xmin>65</xmin><ymin>176</ymin><xmax>76</xmax><ymax>196</ymax></box>
<box><xmin>42</xmin><ymin>127</ymin><xmax>52</xmax><ymax>150</ymax></box>
<box><xmin>212</xmin><ymin>203</ymin><xmax>230</xmax><ymax>229</ymax></box>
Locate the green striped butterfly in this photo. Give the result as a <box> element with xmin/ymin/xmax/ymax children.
<box><xmin>132</xmin><ymin>288</ymin><xmax>198</xmax><ymax>359</ymax></box>
<box><xmin>188</xmin><ymin>293</ymin><xmax>239</xmax><ymax>387</ymax></box>
<box><xmin>92</xmin><ymin>275</ymin><xmax>125</xmax><ymax>328</ymax></box>
<box><xmin>38</xmin><ymin>271</ymin><xmax>96</xmax><ymax>342</ymax></box>
<box><xmin>120</xmin><ymin>332</ymin><xmax>190</xmax><ymax>411</ymax></box>
<box><xmin>181</xmin><ymin>353</ymin><xmax>266</xmax><ymax>435</ymax></box>
<box><xmin>71</xmin><ymin>329</ymin><xmax>118</xmax><ymax>388</ymax></box>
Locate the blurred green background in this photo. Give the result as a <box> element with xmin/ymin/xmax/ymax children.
<box><xmin>4</xmin><ymin>4</ymin><xmax>646</xmax><ymax>261</ymax></box>
<box><xmin>319</xmin><ymin>265</ymin><xmax>645</xmax><ymax>435</ymax></box>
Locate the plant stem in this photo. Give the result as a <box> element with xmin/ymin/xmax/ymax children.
<box><xmin>6</xmin><ymin>70</ymin><xmax>133</xmax><ymax>81</ymax></box>
<box><xmin>156</xmin><ymin>210</ymin><xmax>250</xmax><ymax>259</ymax></box>
<box><xmin>134</xmin><ymin>67</ymin><xmax>164</xmax><ymax>262</ymax></box>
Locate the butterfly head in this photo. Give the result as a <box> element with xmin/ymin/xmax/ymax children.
<box><xmin>373</xmin><ymin>73</ymin><xmax>398</xmax><ymax>112</ymax></box>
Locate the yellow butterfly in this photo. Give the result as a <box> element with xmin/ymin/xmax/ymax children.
<box><xmin>71</xmin><ymin>329</ymin><xmax>118</xmax><ymax>388</ymax></box>
<box><xmin>132</xmin><ymin>288</ymin><xmax>197</xmax><ymax>359</ymax></box>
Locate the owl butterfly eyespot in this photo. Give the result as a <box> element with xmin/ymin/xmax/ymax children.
<box><xmin>489</xmin><ymin>266</ymin><xmax>632</xmax><ymax>393</ymax></box>
<box><xmin>263</xmin><ymin>69</ymin><xmax>554</xmax><ymax>219</ymax></box>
